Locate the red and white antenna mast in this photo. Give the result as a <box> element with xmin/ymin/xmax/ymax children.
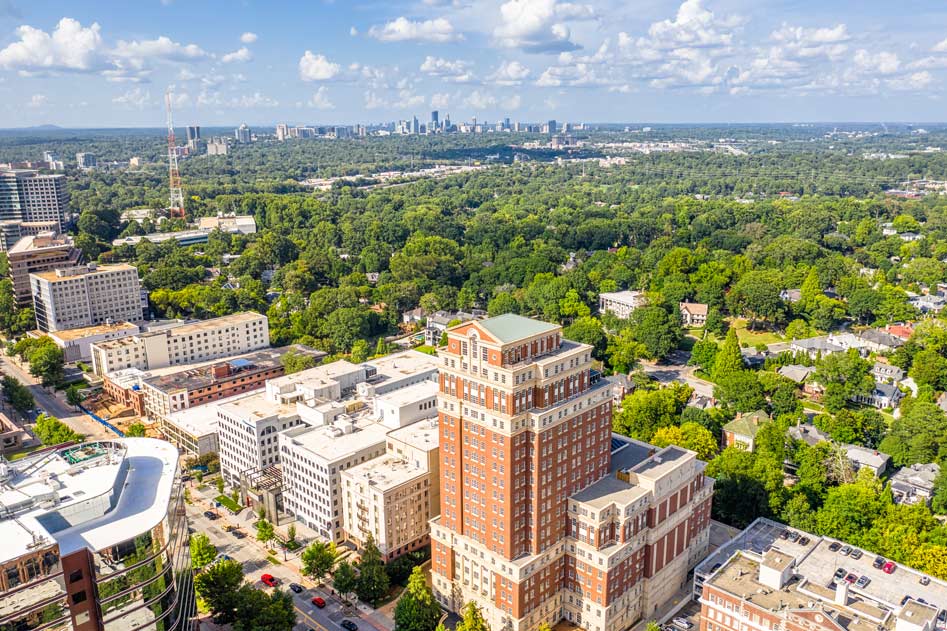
<box><xmin>166</xmin><ymin>89</ymin><xmax>185</xmax><ymax>218</ymax></box>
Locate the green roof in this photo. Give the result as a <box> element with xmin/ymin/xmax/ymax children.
<box><xmin>475</xmin><ymin>313</ymin><xmax>559</xmax><ymax>344</ymax></box>
<box><xmin>722</xmin><ymin>410</ymin><xmax>770</xmax><ymax>438</ymax></box>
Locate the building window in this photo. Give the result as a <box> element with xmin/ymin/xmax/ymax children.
<box><xmin>71</xmin><ymin>590</ymin><xmax>87</xmax><ymax>605</ymax></box>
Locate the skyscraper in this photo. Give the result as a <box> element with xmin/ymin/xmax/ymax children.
<box><xmin>75</xmin><ymin>152</ymin><xmax>97</xmax><ymax>169</ymax></box>
<box><xmin>431</xmin><ymin>110</ymin><xmax>440</xmax><ymax>131</ymax></box>
<box><xmin>235</xmin><ymin>124</ymin><xmax>251</xmax><ymax>143</ymax></box>
<box><xmin>0</xmin><ymin>169</ymin><xmax>68</xmax><ymax>250</ymax></box>
<box><xmin>430</xmin><ymin>314</ymin><xmax>714</xmax><ymax>631</ymax></box>
<box><xmin>276</xmin><ymin>123</ymin><xmax>289</xmax><ymax>141</ymax></box>
<box><xmin>186</xmin><ymin>125</ymin><xmax>201</xmax><ymax>142</ymax></box>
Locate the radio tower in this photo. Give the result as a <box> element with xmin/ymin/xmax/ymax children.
<box><xmin>165</xmin><ymin>89</ymin><xmax>185</xmax><ymax>218</ymax></box>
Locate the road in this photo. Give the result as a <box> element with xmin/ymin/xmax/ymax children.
<box><xmin>0</xmin><ymin>353</ymin><xmax>114</xmax><ymax>440</ymax></box>
<box><xmin>187</xmin><ymin>496</ymin><xmax>390</xmax><ymax>631</ymax></box>
<box><xmin>640</xmin><ymin>350</ymin><xmax>715</xmax><ymax>398</ymax></box>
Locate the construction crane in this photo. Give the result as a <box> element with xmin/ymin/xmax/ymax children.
<box><xmin>165</xmin><ymin>89</ymin><xmax>185</xmax><ymax>218</ymax></box>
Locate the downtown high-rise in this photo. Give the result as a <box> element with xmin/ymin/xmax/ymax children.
<box><xmin>430</xmin><ymin>314</ymin><xmax>714</xmax><ymax>631</ymax></box>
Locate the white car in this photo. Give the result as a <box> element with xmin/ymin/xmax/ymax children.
<box><xmin>673</xmin><ymin>618</ymin><xmax>694</xmax><ymax>630</ymax></box>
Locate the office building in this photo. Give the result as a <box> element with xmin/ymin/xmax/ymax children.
<box><xmin>0</xmin><ymin>438</ymin><xmax>194</xmax><ymax>631</ymax></box>
<box><xmin>90</xmin><ymin>311</ymin><xmax>269</xmax><ymax>375</ymax></box>
<box><xmin>696</xmin><ymin>517</ymin><xmax>947</xmax><ymax>631</ymax></box>
<box><xmin>235</xmin><ymin>124</ymin><xmax>251</xmax><ymax>143</ymax></box>
<box><xmin>186</xmin><ymin>125</ymin><xmax>200</xmax><ymax>143</ymax></box>
<box><xmin>42</xmin><ymin>151</ymin><xmax>64</xmax><ymax>170</ymax></box>
<box><xmin>206</xmin><ymin>138</ymin><xmax>228</xmax><ymax>156</ymax></box>
<box><xmin>599</xmin><ymin>290</ymin><xmax>647</xmax><ymax>319</ymax></box>
<box><xmin>276</xmin><ymin>123</ymin><xmax>289</xmax><ymax>141</ymax></box>
<box><xmin>7</xmin><ymin>232</ymin><xmax>82</xmax><ymax>305</ymax></box>
<box><xmin>429</xmin><ymin>314</ymin><xmax>714</xmax><ymax>631</ymax></box>
<box><xmin>431</xmin><ymin>111</ymin><xmax>440</xmax><ymax>132</ymax></box>
<box><xmin>75</xmin><ymin>152</ymin><xmax>97</xmax><ymax>169</ymax></box>
<box><xmin>215</xmin><ymin>350</ymin><xmax>438</xmax><ymax>532</ymax></box>
<box><xmin>47</xmin><ymin>321</ymin><xmax>141</xmax><ymax>363</ymax></box>
<box><xmin>30</xmin><ymin>263</ymin><xmax>143</xmax><ymax>333</ymax></box>
<box><xmin>341</xmin><ymin>414</ymin><xmax>440</xmax><ymax>560</ymax></box>
<box><xmin>0</xmin><ymin>169</ymin><xmax>68</xmax><ymax>250</ymax></box>
<box><xmin>196</xmin><ymin>213</ymin><xmax>257</xmax><ymax>234</ymax></box>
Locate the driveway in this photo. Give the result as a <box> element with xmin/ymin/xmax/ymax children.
<box><xmin>641</xmin><ymin>353</ymin><xmax>715</xmax><ymax>398</ymax></box>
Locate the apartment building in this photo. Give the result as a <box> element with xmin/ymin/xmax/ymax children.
<box><xmin>429</xmin><ymin>314</ymin><xmax>714</xmax><ymax>631</ymax></box>
<box><xmin>215</xmin><ymin>350</ymin><xmax>439</xmax><ymax>536</ymax></box>
<box><xmin>90</xmin><ymin>311</ymin><xmax>270</xmax><ymax>375</ymax></box>
<box><xmin>7</xmin><ymin>232</ymin><xmax>81</xmax><ymax>305</ymax></box>
<box><xmin>30</xmin><ymin>263</ymin><xmax>143</xmax><ymax>333</ymax></box>
<box><xmin>0</xmin><ymin>169</ymin><xmax>68</xmax><ymax>250</ymax></box>
<box><xmin>0</xmin><ymin>438</ymin><xmax>194</xmax><ymax>631</ymax></box>
<box><xmin>696</xmin><ymin>518</ymin><xmax>947</xmax><ymax>631</ymax></box>
<box><xmin>599</xmin><ymin>290</ymin><xmax>646</xmax><ymax>319</ymax></box>
<box><xmin>46</xmin><ymin>321</ymin><xmax>140</xmax><ymax>363</ymax></box>
<box><xmin>341</xmin><ymin>402</ymin><xmax>440</xmax><ymax>560</ymax></box>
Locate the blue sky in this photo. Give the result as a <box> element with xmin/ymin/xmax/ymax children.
<box><xmin>2</xmin><ymin>0</ymin><xmax>947</xmax><ymax>127</ymax></box>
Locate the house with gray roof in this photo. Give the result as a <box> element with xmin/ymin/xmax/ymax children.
<box><xmin>890</xmin><ymin>463</ymin><xmax>940</xmax><ymax>506</ymax></box>
<box><xmin>852</xmin><ymin>382</ymin><xmax>903</xmax><ymax>409</ymax></box>
<box><xmin>858</xmin><ymin>329</ymin><xmax>905</xmax><ymax>353</ymax></box>
<box><xmin>871</xmin><ymin>362</ymin><xmax>904</xmax><ymax>383</ymax></box>
<box><xmin>777</xmin><ymin>364</ymin><xmax>815</xmax><ymax>384</ymax></box>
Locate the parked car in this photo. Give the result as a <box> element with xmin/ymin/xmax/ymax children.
<box><xmin>312</xmin><ymin>596</ymin><xmax>326</xmax><ymax>608</ymax></box>
<box><xmin>787</xmin><ymin>531</ymin><xmax>800</xmax><ymax>542</ymax></box>
<box><xmin>839</xmin><ymin>545</ymin><xmax>852</xmax><ymax>556</ymax></box>
<box><xmin>882</xmin><ymin>561</ymin><xmax>896</xmax><ymax>574</ymax></box>
<box><xmin>261</xmin><ymin>574</ymin><xmax>278</xmax><ymax>587</ymax></box>
<box><xmin>920</xmin><ymin>576</ymin><xmax>931</xmax><ymax>586</ymax></box>
<box><xmin>231</xmin><ymin>530</ymin><xmax>246</xmax><ymax>539</ymax></box>
<box><xmin>289</xmin><ymin>583</ymin><xmax>303</xmax><ymax>593</ymax></box>
<box><xmin>855</xmin><ymin>575</ymin><xmax>870</xmax><ymax>588</ymax></box>
<box><xmin>798</xmin><ymin>537</ymin><xmax>810</xmax><ymax>546</ymax></box>
<box><xmin>833</xmin><ymin>568</ymin><xmax>846</xmax><ymax>581</ymax></box>
<box><xmin>828</xmin><ymin>542</ymin><xmax>841</xmax><ymax>552</ymax></box>
<box><xmin>850</xmin><ymin>549</ymin><xmax>863</xmax><ymax>560</ymax></box>
<box><xmin>340</xmin><ymin>621</ymin><xmax>358</xmax><ymax>631</ymax></box>
<box><xmin>203</xmin><ymin>510</ymin><xmax>218</xmax><ymax>520</ymax></box>
<box><xmin>844</xmin><ymin>573</ymin><xmax>857</xmax><ymax>584</ymax></box>
<box><xmin>779</xmin><ymin>529</ymin><xmax>789</xmax><ymax>539</ymax></box>
<box><xmin>872</xmin><ymin>556</ymin><xmax>885</xmax><ymax>569</ymax></box>
<box><xmin>672</xmin><ymin>618</ymin><xmax>694</xmax><ymax>630</ymax></box>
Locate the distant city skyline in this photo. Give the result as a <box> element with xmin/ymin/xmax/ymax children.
<box><xmin>2</xmin><ymin>1</ymin><xmax>947</xmax><ymax>127</ymax></box>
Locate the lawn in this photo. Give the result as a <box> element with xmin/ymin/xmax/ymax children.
<box><xmin>731</xmin><ymin>319</ymin><xmax>784</xmax><ymax>347</ymax></box>
<box><xmin>6</xmin><ymin>444</ymin><xmax>45</xmax><ymax>461</ymax></box>
<box><xmin>414</xmin><ymin>345</ymin><xmax>437</xmax><ymax>355</ymax></box>
<box><xmin>215</xmin><ymin>494</ymin><xmax>242</xmax><ymax>513</ymax></box>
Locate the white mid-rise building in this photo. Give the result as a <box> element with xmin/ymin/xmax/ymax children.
<box><xmin>30</xmin><ymin>263</ymin><xmax>143</xmax><ymax>332</ymax></box>
<box><xmin>90</xmin><ymin>311</ymin><xmax>269</xmax><ymax>375</ymax></box>
<box><xmin>598</xmin><ymin>290</ymin><xmax>647</xmax><ymax>319</ymax></box>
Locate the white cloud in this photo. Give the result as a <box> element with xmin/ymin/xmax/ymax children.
<box><xmin>221</xmin><ymin>47</ymin><xmax>252</xmax><ymax>63</ymax></box>
<box><xmin>430</xmin><ymin>92</ymin><xmax>451</xmax><ymax>109</ymax></box>
<box><xmin>28</xmin><ymin>93</ymin><xmax>47</xmax><ymax>108</ymax></box>
<box><xmin>420</xmin><ymin>56</ymin><xmax>474</xmax><ymax>82</ymax></box>
<box><xmin>489</xmin><ymin>60</ymin><xmax>531</xmax><ymax>85</ymax></box>
<box><xmin>503</xmin><ymin>94</ymin><xmax>522</xmax><ymax>109</ymax></box>
<box><xmin>350</xmin><ymin>26</ymin><xmax>358</xmax><ymax>37</ymax></box>
<box><xmin>644</xmin><ymin>0</ymin><xmax>741</xmax><ymax>51</ymax></box>
<box><xmin>853</xmin><ymin>49</ymin><xmax>900</xmax><ymax>75</ymax></box>
<box><xmin>465</xmin><ymin>89</ymin><xmax>497</xmax><ymax>109</ymax></box>
<box><xmin>770</xmin><ymin>23</ymin><xmax>848</xmax><ymax>60</ymax></box>
<box><xmin>933</xmin><ymin>38</ymin><xmax>947</xmax><ymax>53</ymax></box>
<box><xmin>0</xmin><ymin>17</ymin><xmax>107</xmax><ymax>72</ymax></box>
<box><xmin>240</xmin><ymin>32</ymin><xmax>258</xmax><ymax>44</ymax></box>
<box><xmin>494</xmin><ymin>0</ymin><xmax>594</xmax><ymax>53</ymax></box>
<box><xmin>364</xmin><ymin>91</ymin><xmax>386</xmax><ymax>110</ymax></box>
<box><xmin>112</xmin><ymin>87</ymin><xmax>151</xmax><ymax>108</ymax></box>
<box><xmin>113</xmin><ymin>36</ymin><xmax>207</xmax><ymax>61</ymax></box>
<box><xmin>232</xmin><ymin>92</ymin><xmax>278</xmax><ymax>108</ymax></box>
<box><xmin>364</xmin><ymin>88</ymin><xmax>424</xmax><ymax>110</ymax></box>
<box><xmin>308</xmin><ymin>86</ymin><xmax>334</xmax><ymax>109</ymax></box>
<box><xmin>887</xmin><ymin>71</ymin><xmax>933</xmax><ymax>91</ymax></box>
<box><xmin>536</xmin><ymin>62</ymin><xmax>615</xmax><ymax>87</ymax></box>
<box><xmin>368</xmin><ymin>17</ymin><xmax>460</xmax><ymax>43</ymax></box>
<box><xmin>298</xmin><ymin>51</ymin><xmax>340</xmax><ymax>81</ymax></box>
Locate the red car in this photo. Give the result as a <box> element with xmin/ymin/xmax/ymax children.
<box><xmin>882</xmin><ymin>561</ymin><xmax>896</xmax><ymax>574</ymax></box>
<box><xmin>261</xmin><ymin>574</ymin><xmax>279</xmax><ymax>587</ymax></box>
<box><xmin>311</xmin><ymin>596</ymin><xmax>326</xmax><ymax>608</ymax></box>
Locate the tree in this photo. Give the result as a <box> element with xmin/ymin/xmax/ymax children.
<box><xmin>350</xmin><ymin>339</ymin><xmax>370</xmax><ymax>363</ymax></box>
<box><xmin>301</xmin><ymin>541</ymin><xmax>337</xmax><ymax>580</ymax></box>
<box><xmin>355</xmin><ymin>535</ymin><xmax>390</xmax><ymax>605</ymax></box>
<box><xmin>689</xmin><ymin>338</ymin><xmax>718</xmax><ymax>373</ymax></box>
<box><xmin>256</xmin><ymin>518</ymin><xmax>275</xmax><ymax>547</ymax></box>
<box><xmin>394</xmin><ymin>566</ymin><xmax>442</xmax><ymax>631</ymax></box>
<box><xmin>932</xmin><ymin>468</ymin><xmax>947</xmax><ymax>515</ymax></box>
<box><xmin>605</xmin><ymin>328</ymin><xmax>645</xmax><ymax>374</ymax></box>
<box><xmin>814</xmin><ymin>349</ymin><xmax>874</xmax><ymax>413</ymax></box>
<box><xmin>2</xmin><ymin>375</ymin><xmax>34</xmax><ymax>413</ymax></box>
<box><xmin>712</xmin><ymin>329</ymin><xmax>744</xmax><ymax>382</ymax></box>
<box><xmin>195</xmin><ymin>559</ymin><xmax>245</xmax><ymax>624</ymax></box>
<box><xmin>487</xmin><ymin>292</ymin><xmax>518</xmax><ymax>317</ymax></box>
<box><xmin>125</xmin><ymin>423</ymin><xmax>146</xmax><ymax>437</ymax></box>
<box><xmin>25</xmin><ymin>339</ymin><xmax>64</xmax><ymax>387</ymax></box>
<box><xmin>879</xmin><ymin>401</ymin><xmax>947</xmax><ymax>466</ymax></box>
<box><xmin>281</xmin><ymin>348</ymin><xmax>318</xmax><ymax>374</ymax></box>
<box><xmin>455</xmin><ymin>601</ymin><xmax>491</xmax><ymax>631</ymax></box>
<box><xmin>33</xmin><ymin>414</ymin><xmax>81</xmax><ymax>445</ymax></box>
<box><xmin>612</xmin><ymin>383</ymin><xmax>692</xmax><ymax>440</ymax></box>
<box><xmin>332</xmin><ymin>560</ymin><xmax>358</xmax><ymax>600</ymax></box>
<box><xmin>233</xmin><ymin>586</ymin><xmax>297</xmax><ymax>631</ymax></box>
<box><xmin>563</xmin><ymin>316</ymin><xmax>606</xmax><ymax>357</ymax></box>
<box><xmin>628</xmin><ymin>305</ymin><xmax>683</xmax><ymax>361</ymax></box>
<box><xmin>287</xmin><ymin>524</ymin><xmax>297</xmax><ymax>545</ymax></box>
<box><xmin>727</xmin><ymin>271</ymin><xmax>785</xmax><ymax>329</ymax></box>
<box><xmin>705</xmin><ymin>447</ymin><xmax>773</xmax><ymax>528</ymax></box>
<box><xmin>714</xmin><ymin>370</ymin><xmax>766</xmax><ymax>412</ymax></box>
<box><xmin>216</xmin><ymin>477</ymin><xmax>225</xmax><ymax>494</ymax></box>
<box><xmin>190</xmin><ymin>533</ymin><xmax>217</xmax><ymax>570</ymax></box>
<box><xmin>815</xmin><ymin>468</ymin><xmax>888</xmax><ymax>543</ymax></box>
<box><xmin>66</xmin><ymin>385</ymin><xmax>84</xmax><ymax>411</ymax></box>
<box><xmin>650</xmin><ymin>422</ymin><xmax>718</xmax><ymax>460</ymax></box>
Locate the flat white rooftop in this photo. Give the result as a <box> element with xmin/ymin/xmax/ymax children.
<box><xmin>282</xmin><ymin>420</ymin><xmax>389</xmax><ymax>464</ymax></box>
<box><xmin>217</xmin><ymin>390</ymin><xmax>297</xmax><ymax>423</ymax></box>
<box><xmin>386</xmin><ymin>417</ymin><xmax>439</xmax><ymax>452</ymax></box>
<box><xmin>374</xmin><ymin>380</ymin><xmax>438</xmax><ymax>408</ymax></box>
<box><xmin>366</xmin><ymin>350</ymin><xmax>438</xmax><ymax>381</ymax></box>
<box><xmin>0</xmin><ymin>438</ymin><xmax>178</xmax><ymax>564</ymax></box>
<box><xmin>342</xmin><ymin>455</ymin><xmax>428</xmax><ymax>492</ymax></box>
<box><xmin>163</xmin><ymin>395</ymin><xmax>251</xmax><ymax>437</ymax></box>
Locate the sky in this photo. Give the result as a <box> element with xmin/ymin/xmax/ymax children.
<box><xmin>2</xmin><ymin>0</ymin><xmax>947</xmax><ymax>127</ymax></box>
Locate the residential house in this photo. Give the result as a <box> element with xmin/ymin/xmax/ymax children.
<box><xmin>789</xmin><ymin>336</ymin><xmax>845</xmax><ymax>359</ymax></box>
<box><xmin>890</xmin><ymin>463</ymin><xmax>940</xmax><ymax>506</ymax></box>
<box><xmin>885</xmin><ymin>323</ymin><xmax>914</xmax><ymax>341</ymax></box>
<box><xmin>422</xmin><ymin>309</ymin><xmax>483</xmax><ymax>346</ymax></box>
<box><xmin>899</xmin><ymin>231</ymin><xmax>923</xmax><ymax>242</ymax></box>
<box><xmin>788</xmin><ymin>423</ymin><xmax>891</xmax><ymax>477</ymax></box>
<box><xmin>852</xmin><ymin>381</ymin><xmax>902</xmax><ymax>409</ymax></box>
<box><xmin>777</xmin><ymin>364</ymin><xmax>815</xmax><ymax>384</ymax></box>
<box><xmin>911</xmin><ymin>293</ymin><xmax>946</xmax><ymax>314</ymax></box>
<box><xmin>679</xmin><ymin>302</ymin><xmax>709</xmax><ymax>327</ymax></box>
<box><xmin>779</xmin><ymin>288</ymin><xmax>802</xmax><ymax>303</ymax></box>
<box><xmin>402</xmin><ymin>307</ymin><xmax>426</xmax><ymax>325</ymax></box>
<box><xmin>598</xmin><ymin>290</ymin><xmax>646</xmax><ymax>319</ymax></box>
<box><xmin>858</xmin><ymin>329</ymin><xmax>905</xmax><ymax>353</ymax></box>
<box><xmin>722</xmin><ymin>410</ymin><xmax>770</xmax><ymax>451</ymax></box>
<box><xmin>871</xmin><ymin>361</ymin><xmax>904</xmax><ymax>383</ymax></box>
<box><xmin>603</xmin><ymin>373</ymin><xmax>634</xmax><ymax>408</ymax></box>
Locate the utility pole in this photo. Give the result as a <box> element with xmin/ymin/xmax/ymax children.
<box><xmin>166</xmin><ymin>89</ymin><xmax>185</xmax><ymax>218</ymax></box>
